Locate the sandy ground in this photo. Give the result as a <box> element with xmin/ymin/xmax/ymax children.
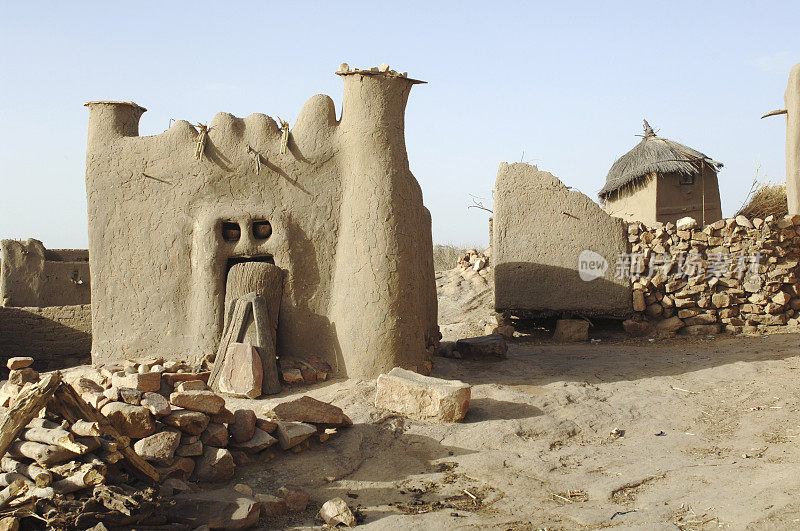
<box><xmin>222</xmin><ymin>269</ymin><xmax>800</xmax><ymax>529</ymax></box>
<box><xmin>60</xmin><ymin>268</ymin><xmax>800</xmax><ymax>529</ymax></box>
<box><xmin>236</xmin><ymin>330</ymin><xmax>800</xmax><ymax>530</ymax></box>
<box><xmin>435</xmin><ymin>267</ymin><xmax>493</xmax><ymax>340</ymax></box>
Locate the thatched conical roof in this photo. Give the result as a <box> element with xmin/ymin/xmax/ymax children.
<box><xmin>599</xmin><ymin>120</ymin><xmax>722</xmax><ymax>200</ymax></box>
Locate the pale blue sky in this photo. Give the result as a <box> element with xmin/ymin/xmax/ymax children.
<box><xmin>0</xmin><ymin>1</ymin><xmax>797</xmax><ymax>249</ymax></box>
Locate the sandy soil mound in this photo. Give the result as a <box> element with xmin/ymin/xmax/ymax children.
<box><xmin>436</xmin><ymin>267</ymin><xmax>494</xmax><ymax>340</ymax></box>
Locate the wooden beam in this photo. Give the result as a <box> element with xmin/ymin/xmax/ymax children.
<box><xmin>0</xmin><ymin>373</ymin><xmax>62</xmax><ymax>461</ymax></box>
<box><xmin>49</xmin><ymin>385</ymin><xmax>160</xmax><ymax>483</ymax></box>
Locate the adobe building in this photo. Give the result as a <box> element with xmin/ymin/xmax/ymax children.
<box><xmin>84</xmin><ymin>63</ymin><xmax>439</xmax><ymax>378</ymax></box>
<box><xmin>0</xmin><ymin>239</ymin><xmax>91</xmax><ymax>364</ymax></box>
<box><xmin>599</xmin><ymin>120</ymin><xmax>723</xmax><ymax>226</ymax></box>
<box><xmin>0</xmin><ymin>239</ymin><xmax>90</xmax><ymax>308</ymax></box>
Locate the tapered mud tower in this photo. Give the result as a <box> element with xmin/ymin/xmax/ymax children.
<box><xmin>762</xmin><ymin>62</ymin><xmax>800</xmax><ymax>215</ymax></box>
<box><xmin>84</xmin><ymin>64</ymin><xmax>439</xmax><ymax>378</ymax></box>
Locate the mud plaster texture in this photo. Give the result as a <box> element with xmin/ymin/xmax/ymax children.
<box><xmin>0</xmin><ymin>239</ymin><xmax>90</xmax><ymax>308</ymax></box>
<box><xmin>785</xmin><ymin>63</ymin><xmax>800</xmax><ymax>215</ymax></box>
<box><xmin>492</xmin><ymin>163</ymin><xmax>632</xmax><ymax>317</ymax></box>
<box><xmin>603</xmin><ymin>168</ymin><xmax>722</xmax><ymax>227</ymax></box>
<box><xmin>84</xmin><ymin>66</ymin><xmax>438</xmax><ymax>378</ymax></box>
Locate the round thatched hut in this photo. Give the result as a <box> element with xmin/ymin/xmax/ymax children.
<box><xmin>599</xmin><ymin>120</ymin><xmax>723</xmax><ymax>226</ymax></box>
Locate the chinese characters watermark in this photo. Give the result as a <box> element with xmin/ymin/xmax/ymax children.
<box><xmin>612</xmin><ymin>252</ymin><xmax>760</xmax><ymax>280</ymax></box>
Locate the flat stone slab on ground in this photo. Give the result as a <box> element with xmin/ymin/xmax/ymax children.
<box><xmin>553</xmin><ymin>319</ymin><xmax>590</xmax><ymax>342</ymax></box>
<box><xmin>268</xmin><ymin>395</ymin><xmax>352</xmax><ymax>428</ymax></box>
<box><xmin>229</xmin><ymin>427</ymin><xmax>277</xmax><ymax>453</ymax></box>
<box><xmin>169</xmin><ymin>488</ymin><xmax>260</xmax><ymax>529</ymax></box>
<box><xmin>274</xmin><ymin>421</ymin><xmax>317</xmax><ymax>450</ymax></box>
<box><xmin>375</xmin><ymin>367</ymin><xmax>471</xmax><ymax>422</ymax></box>
<box><xmin>455</xmin><ymin>334</ymin><xmax>508</xmax><ymax>359</ymax></box>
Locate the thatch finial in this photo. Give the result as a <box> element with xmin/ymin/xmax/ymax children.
<box><xmin>643</xmin><ymin>119</ymin><xmax>655</xmax><ymax>137</ymax></box>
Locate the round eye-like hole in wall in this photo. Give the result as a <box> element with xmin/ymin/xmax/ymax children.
<box><xmin>222</xmin><ymin>221</ymin><xmax>241</xmax><ymax>242</ymax></box>
<box><xmin>252</xmin><ymin>220</ymin><xmax>272</xmax><ymax>240</ymax></box>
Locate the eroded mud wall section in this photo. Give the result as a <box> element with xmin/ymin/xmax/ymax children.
<box><xmin>0</xmin><ymin>239</ymin><xmax>90</xmax><ymax>307</ymax></box>
<box><xmin>0</xmin><ymin>305</ymin><xmax>91</xmax><ymax>369</ymax></box>
<box><xmin>492</xmin><ymin>162</ymin><xmax>632</xmax><ymax>317</ymax></box>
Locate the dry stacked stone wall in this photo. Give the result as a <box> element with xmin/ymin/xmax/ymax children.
<box><xmin>627</xmin><ymin>214</ymin><xmax>800</xmax><ymax>335</ymax></box>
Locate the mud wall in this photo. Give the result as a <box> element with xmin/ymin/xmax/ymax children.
<box><xmin>0</xmin><ymin>239</ymin><xmax>90</xmax><ymax>307</ymax></box>
<box><xmin>784</xmin><ymin>63</ymin><xmax>800</xmax><ymax>215</ymax></box>
<box><xmin>492</xmin><ymin>163</ymin><xmax>633</xmax><ymax>317</ymax></box>
<box><xmin>655</xmin><ymin>167</ymin><xmax>722</xmax><ymax>226</ymax></box>
<box><xmin>84</xmin><ymin>65</ymin><xmax>438</xmax><ymax>377</ymax></box>
<box><xmin>628</xmin><ymin>214</ymin><xmax>800</xmax><ymax>334</ymax></box>
<box><xmin>0</xmin><ymin>305</ymin><xmax>92</xmax><ymax>368</ymax></box>
<box><xmin>602</xmin><ymin>174</ymin><xmax>658</xmax><ymax>225</ymax></box>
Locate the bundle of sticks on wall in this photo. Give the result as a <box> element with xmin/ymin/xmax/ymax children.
<box><xmin>0</xmin><ymin>371</ymin><xmax>162</xmax><ymax>529</ymax></box>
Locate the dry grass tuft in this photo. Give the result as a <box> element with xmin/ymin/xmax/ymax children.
<box><xmin>736</xmin><ymin>177</ymin><xmax>787</xmax><ymax>220</ymax></box>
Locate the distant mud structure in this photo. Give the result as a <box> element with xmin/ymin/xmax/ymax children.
<box><xmin>0</xmin><ymin>239</ymin><xmax>91</xmax><ymax>365</ymax></box>
<box><xmin>84</xmin><ymin>64</ymin><xmax>439</xmax><ymax>378</ymax></box>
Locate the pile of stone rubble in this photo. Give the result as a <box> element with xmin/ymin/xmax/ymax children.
<box><xmin>626</xmin><ymin>214</ymin><xmax>800</xmax><ymax>336</ymax></box>
<box><xmin>0</xmin><ymin>355</ymin><xmax>353</xmax><ymax>529</ymax></box>
<box><xmin>456</xmin><ymin>247</ymin><xmax>491</xmax><ymax>274</ymax></box>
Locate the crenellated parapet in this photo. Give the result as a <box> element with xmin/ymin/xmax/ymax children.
<box><xmin>84</xmin><ymin>64</ymin><xmax>438</xmax><ymax>378</ymax></box>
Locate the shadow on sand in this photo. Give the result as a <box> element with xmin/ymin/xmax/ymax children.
<box><xmin>436</xmin><ymin>331</ymin><xmax>800</xmax><ymax>387</ymax></box>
